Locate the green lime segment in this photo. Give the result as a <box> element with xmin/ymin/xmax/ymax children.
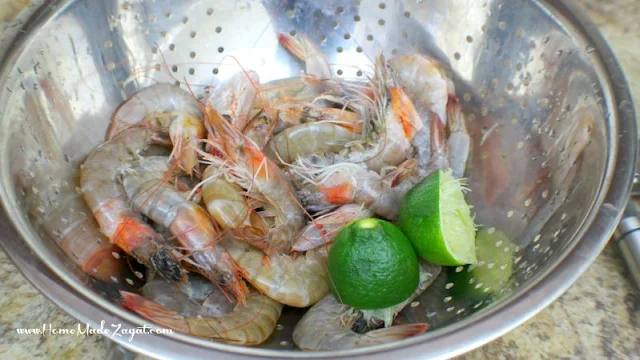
<box><xmin>449</xmin><ymin>228</ymin><xmax>515</xmax><ymax>300</ymax></box>
<box><xmin>398</xmin><ymin>169</ymin><xmax>477</xmax><ymax>266</ymax></box>
<box><xmin>328</xmin><ymin>218</ymin><xmax>419</xmax><ymax>310</ymax></box>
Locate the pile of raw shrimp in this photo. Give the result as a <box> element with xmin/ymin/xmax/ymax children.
<box><xmin>78</xmin><ymin>33</ymin><xmax>470</xmax><ymax>350</ymax></box>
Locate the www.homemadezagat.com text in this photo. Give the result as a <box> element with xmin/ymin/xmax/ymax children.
<box><xmin>15</xmin><ymin>320</ymin><xmax>173</xmax><ymax>341</ymax></box>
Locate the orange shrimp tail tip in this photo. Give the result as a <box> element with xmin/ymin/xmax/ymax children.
<box><xmin>318</xmin><ymin>184</ymin><xmax>355</xmax><ymax>204</ymax></box>
<box><xmin>367</xmin><ymin>323</ymin><xmax>430</xmax><ymax>341</ymax></box>
<box><xmin>150</xmin><ymin>249</ymin><xmax>189</xmax><ymax>284</ymax></box>
<box><xmin>119</xmin><ymin>291</ymin><xmax>188</xmax><ymax>332</ymax></box>
<box><xmin>82</xmin><ymin>246</ymin><xmax>122</xmax><ymax>282</ymax></box>
<box><xmin>389</xmin><ymin>87</ymin><xmax>424</xmax><ymax>139</ymax></box>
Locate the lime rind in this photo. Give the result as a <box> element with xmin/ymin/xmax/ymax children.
<box><xmin>358</xmin><ymin>261</ymin><xmax>441</xmax><ymax>327</ymax></box>
<box><xmin>439</xmin><ymin>170</ymin><xmax>477</xmax><ymax>265</ymax></box>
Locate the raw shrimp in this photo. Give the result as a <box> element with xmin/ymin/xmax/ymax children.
<box><xmin>121</xmin><ymin>279</ymin><xmax>282</xmax><ymax>345</ymax></box>
<box><xmin>204</xmin><ymin>106</ymin><xmax>305</xmax><ymax>254</ymax></box>
<box><xmin>388</xmin><ymin>54</ymin><xmax>453</xmax><ymax>167</ymax></box>
<box><xmin>108</xmin><ymin>83</ymin><xmax>205</xmax><ymax>175</ymax></box>
<box><xmin>252</xmin><ymin>76</ymin><xmax>326</xmax><ymax>115</ymax></box>
<box><xmin>292</xmin><ymin>158</ymin><xmax>417</xmax><ymax>220</ymax></box>
<box><xmin>446</xmin><ymin>96</ymin><xmax>471</xmax><ymax>179</ymax></box>
<box><xmin>121</xmin><ymin>157</ymin><xmax>247</xmax><ymax>302</ymax></box>
<box><xmin>388</xmin><ymin>54</ymin><xmax>453</xmax><ymax>125</ymax></box>
<box><xmin>208</xmin><ymin>70</ymin><xmax>260</xmax><ymax>131</ymax></box>
<box><xmin>277</xmin><ymin>103</ymin><xmax>364</xmax><ymax>133</ymax></box>
<box><xmin>292</xmin><ymin>204</ymin><xmax>373</xmax><ymax>252</ymax></box>
<box><xmin>293</xmin><ymin>114</ymin><xmax>448</xmax><ymax>219</ymax></box>
<box><xmin>201</xmin><ymin>164</ymin><xmax>269</xmax><ymax>250</ymax></box>
<box><xmin>330</xmin><ymin>56</ymin><xmax>424</xmax><ymax>172</ymax></box>
<box><xmin>292</xmin><ymin>261</ymin><xmax>440</xmax><ymax>351</ymax></box>
<box><xmin>81</xmin><ymin>128</ymin><xmax>187</xmax><ymax>283</ymax></box>
<box><xmin>141</xmin><ymin>276</ymin><xmax>236</xmax><ymax>317</ymax></box>
<box><xmin>24</xmin><ymin>171</ymin><xmax>121</xmax><ymax>282</ymax></box>
<box><xmin>265</xmin><ymin>122</ymin><xmax>360</xmax><ymax>164</ymax></box>
<box><xmin>278</xmin><ymin>33</ymin><xmax>332</xmax><ymax>79</ymax></box>
<box><xmin>225</xmin><ymin>239</ymin><xmax>329</xmax><ymax>307</ymax></box>
<box><xmin>292</xmin><ymin>295</ymin><xmax>427</xmax><ymax>350</ymax></box>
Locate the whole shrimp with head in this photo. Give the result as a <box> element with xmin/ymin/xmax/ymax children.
<box><xmin>320</xmin><ymin>55</ymin><xmax>424</xmax><ymax>172</ymax></box>
<box><xmin>108</xmin><ymin>83</ymin><xmax>205</xmax><ymax>175</ymax></box>
<box><xmin>120</xmin><ymin>156</ymin><xmax>248</xmax><ymax>303</ymax></box>
<box><xmin>388</xmin><ymin>53</ymin><xmax>454</xmax><ymax>168</ymax></box>
<box><xmin>292</xmin><ymin>261</ymin><xmax>441</xmax><ymax>351</ymax></box>
<box><xmin>292</xmin><ymin>96</ymin><xmax>462</xmax><ymax>221</ymax></box>
<box><xmin>121</xmin><ymin>275</ymin><xmax>282</xmax><ymax>345</ymax></box>
<box><xmin>81</xmin><ymin>127</ymin><xmax>187</xmax><ymax>283</ymax></box>
<box><xmin>203</xmin><ymin>106</ymin><xmax>305</xmax><ymax>255</ymax></box>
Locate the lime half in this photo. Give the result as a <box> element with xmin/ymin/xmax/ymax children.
<box><xmin>449</xmin><ymin>227</ymin><xmax>515</xmax><ymax>300</ymax></box>
<box><xmin>398</xmin><ymin>169</ymin><xmax>477</xmax><ymax>266</ymax></box>
<box><xmin>327</xmin><ymin>218</ymin><xmax>420</xmax><ymax>310</ymax></box>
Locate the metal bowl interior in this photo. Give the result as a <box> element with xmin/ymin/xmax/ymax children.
<box><xmin>0</xmin><ymin>0</ymin><xmax>635</xmax><ymax>358</ymax></box>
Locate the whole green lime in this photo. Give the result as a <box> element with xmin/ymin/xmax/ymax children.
<box><xmin>327</xmin><ymin>218</ymin><xmax>419</xmax><ymax>310</ymax></box>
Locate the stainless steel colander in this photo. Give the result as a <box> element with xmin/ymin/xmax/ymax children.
<box><xmin>0</xmin><ymin>0</ymin><xmax>636</xmax><ymax>359</ymax></box>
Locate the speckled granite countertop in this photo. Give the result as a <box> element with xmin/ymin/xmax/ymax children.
<box><xmin>0</xmin><ymin>0</ymin><xmax>639</xmax><ymax>359</ymax></box>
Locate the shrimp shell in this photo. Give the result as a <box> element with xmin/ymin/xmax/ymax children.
<box><xmin>108</xmin><ymin>83</ymin><xmax>205</xmax><ymax>175</ymax></box>
<box><xmin>121</xmin><ymin>289</ymin><xmax>282</xmax><ymax>346</ymax></box>
<box><xmin>81</xmin><ymin>127</ymin><xmax>187</xmax><ymax>283</ymax></box>
<box><xmin>121</xmin><ymin>157</ymin><xmax>247</xmax><ymax>302</ymax></box>
<box><xmin>226</xmin><ymin>239</ymin><xmax>329</xmax><ymax>308</ymax></box>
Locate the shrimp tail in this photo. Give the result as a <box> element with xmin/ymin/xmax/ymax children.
<box><xmin>360</xmin><ymin>323</ymin><xmax>430</xmax><ymax>345</ymax></box>
<box><xmin>277</xmin><ymin>33</ymin><xmax>332</xmax><ymax>79</ymax></box>
<box><xmin>446</xmin><ymin>95</ymin><xmax>470</xmax><ymax>178</ymax></box>
<box><xmin>120</xmin><ymin>291</ymin><xmax>189</xmax><ymax>332</ymax></box>
<box><xmin>389</xmin><ymin>86</ymin><xmax>424</xmax><ymax>139</ymax></box>
<box><xmin>424</xmin><ymin>112</ymin><xmax>449</xmax><ymax>175</ymax></box>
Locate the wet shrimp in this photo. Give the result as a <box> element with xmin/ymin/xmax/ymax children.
<box><xmin>121</xmin><ymin>276</ymin><xmax>282</xmax><ymax>345</ymax></box>
<box><xmin>292</xmin><ymin>157</ymin><xmax>418</xmax><ymax>220</ymax></box>
<box><xmin>121</xmin><ymin>156</ymin><xmax>247</xmax><ymax>302</ymax></box>
<box><xmin>265</xmin><ymin>122</ymin><xmax>360</xmax><ymax>164</ymax></box>
<box><xmin>328</xmin><ymin>56</ymin><xmax>424</xmax><ymax>172</ymax></box>
<box><xmin>204</xmin><ymin>106</ymin><xmax>305</xmax><ymax>254</ymax></box>
<box><xmin>24</xmin><ymin>170</ymin><xmax>121</xmax><ymax>282</ymax></box>
<box><xmin>226</xmin><ymin>239</ymin><xmax>329</xmax><ymax>308</ymax></box>
<box><xmin>292</xmin><ymin>111</ymin><xmax>450</xmax><ymax>219</ymax></box>
<box><xmin>108</xmin><ymin>83</ymin><xmax>205</xmax><ymax>175</ymax></box>
<box><xmin>292</xmin><ymin>261</ymin><xmax>440</xmax><ymax>351</ymax></box>
<box><xmin>201</xmin><ymin>164</ymin><xmax>269</xmax><ymax>250</ymax></box>
<box><xmin>208</xmin><ymin>70</ymin><xmax>260</xmax><ymax>132</ymax></box>
<box><xmin>292</xmin><ymin>204</ymin><xmax>373</xmax><ymax>252</ymax></box>
<box><xmin>388</xmin><ymin>54</ymin><xmax>453</xmax><ymax>167</ymax></box>
<box><xmin>81</xmin><ymin>127</ymin><xmax>187</xmax><ymax>283</ymax></box>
